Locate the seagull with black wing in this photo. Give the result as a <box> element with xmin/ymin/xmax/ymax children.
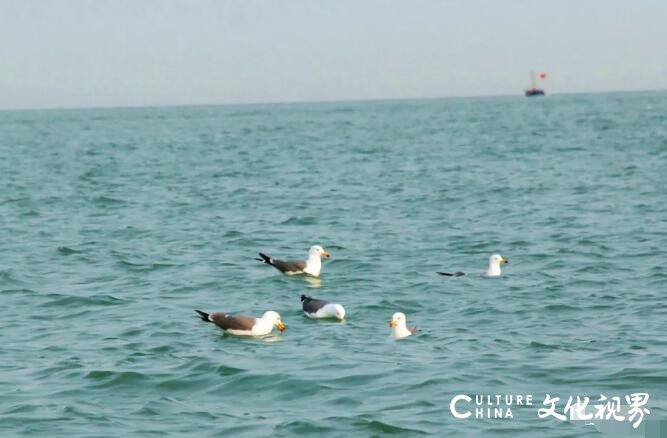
<box><xmin>256</xmin><ymin>245</ymin><xmax>330</xmax><ymax>277</ymax></box>
<box><xmin>195</xmin><ymin>309</ymin><xmax>285</xmax><ymax>336</ymax></box>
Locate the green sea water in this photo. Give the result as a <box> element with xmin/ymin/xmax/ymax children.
<box><xmin>1</xmin><ymin>92</ymin><xmax>666</xmax><ymax>437</ymax></box>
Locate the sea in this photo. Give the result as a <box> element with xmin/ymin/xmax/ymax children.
<box><xmin>1</xmin><ymin>91</ymin><xmax>666</xmax><ymax>437</ymax></box>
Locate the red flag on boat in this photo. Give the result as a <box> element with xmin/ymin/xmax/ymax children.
<box><xmin>539</xmin><ymin>73</ymin><xmax>547</xmax><ymax>79</ymax></box>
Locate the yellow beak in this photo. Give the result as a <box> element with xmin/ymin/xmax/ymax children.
<box><xmin>321</xmin><ymin>250</ymin><xmax>330</xmax><ymax>259</ymax></box>
<box><xmin>276</xmin><ymin>321</ymin><xmax>286</xmax><ymax>332</ymax></box>
<box><xmin>389</xmin><ymin>320</ymin><xmax>397</xmax><ymax>328</ymax></box>
<box><xmin>501</xmin><ymin>258</ymin><xmax>509</xmax><ymax>264</ymax></box>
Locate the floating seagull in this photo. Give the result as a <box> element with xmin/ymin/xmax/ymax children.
<box><xmin>389</xmin><ymin>312</ymin><xmax>417</xmax><ymax>339</ymax></box>
<box><xmin>195</xmin><ymin>310</ymin><xmax>285</xmax><ymax>336</ymax></box>
<box><xmin>300</xmin><ymin>295</ymin><xmax>346</xmax><ymax>320</ymax></box>
<box><xmin>437</xmin><ymin>254</ymin><xmax>509</xmax><ymax>277</ymax></box>
<box><xmin>256</xmin><ymin>245</ymin><xmax>330</xmax><ymax>277</ymax></box>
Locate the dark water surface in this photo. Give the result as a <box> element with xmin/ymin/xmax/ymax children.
<box><xmin>1</xmin><ymin>92</ymin><xmax>666</xmax><ymax>436</ymax></box>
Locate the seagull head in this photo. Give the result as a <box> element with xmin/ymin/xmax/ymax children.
<box><xmin>309</xmin><ymin>245</ymin><xmax>330</xmax><ymax>259</ymax></box>
<box><xmin>262</xmin><ymin>311</ymin><xmax>285</xmax><ymax>332</ymax></box>
<box><xmin>389</xmin><ymin>312</ymin><xmax>407</xmax><ymax>329</ymax></box>
<box><xmin>489</xmin><ymin>254</ymin><xmax>509</xmax><ymax>266</ymax></box>
<box><xmin>333</xmin><ymin>304</ymin><xmax>346</xmax><ymax>320</ymax></box>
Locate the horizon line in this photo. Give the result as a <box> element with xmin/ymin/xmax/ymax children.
<box><xmin>1</xmin><ymin>87</ymin><xmax>665</xmax><ymax>113</ymax></box>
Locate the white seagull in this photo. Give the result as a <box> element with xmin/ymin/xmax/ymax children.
<box><xmin>389</xmin><ymin>312</ymin><xmax>417</xmax><ymax>339</ymax></box>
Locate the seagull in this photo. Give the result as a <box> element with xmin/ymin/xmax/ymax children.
<box><xmin>300</xmin><ymin>295</ymin><xmax>346</xmax><ymax>320</ymax></box>
<box><xmin>389</xmin><ymin>312</ymin><xmax>417</xmax><ymax>339</ymax></box>
<box><xmin>437</xmin><ymin>254</ymin><xmax>509</xmax><ymax>277</ymax></box>
<box><xmin>195</xmin><ymin>310</ymin><xmax>285</xmax><ymax>336</ymax></box>
<box><xmin>256</xmin><ymin>245</ymin><xmax>330</xmax><ymax>277</ymax></box>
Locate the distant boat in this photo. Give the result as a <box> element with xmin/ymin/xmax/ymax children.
<box><xmin>525</xmin><ymin>71</ymin><xmax>546</xmax><ymax>97</ymax></box>
<box><xmin>525</xmin><ymin>88</ymin><xmax>545</xmax><ymax>97</ymax></box>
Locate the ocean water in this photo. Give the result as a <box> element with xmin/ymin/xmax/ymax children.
<box><xmin>1</xmin><ymin>92</ymin><xmax>666</xmax><ymax>437</ymax></box>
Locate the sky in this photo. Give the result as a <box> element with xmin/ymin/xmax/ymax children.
<box><xmin>1</xmin><ymin>0</ymin><xmax>666</xmax><ymax>109</ymax></box>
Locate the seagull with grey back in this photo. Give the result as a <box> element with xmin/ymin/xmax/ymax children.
<box><xmin>255</xmin><ymin>245</ymin><xmax>330</xmax><ymax>277</ymax></box>
<box><xmin>300</xmin><ymin>295</ymin><xmax>346</xmax><ymax>320</ymax></box>
<box><xmin>437</xmin><ymin>254</ymin><xmax>509</xmax><ymax>277</ymax></box>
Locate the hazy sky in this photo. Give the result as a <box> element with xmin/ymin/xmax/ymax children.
<box><xmin>1</xmin><ymin>0</ymin><xmax>666</xmax><ymax>109</ymax></box>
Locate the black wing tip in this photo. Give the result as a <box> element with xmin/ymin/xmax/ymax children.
<box><xmin>437</xmin><ymin>271</ymin><xmax>465</xmax><ymax>277</ymax></box>
<box><xmin>195</xmin><ymin>309</ymin><xmax>210</xmax><ymax>321</ymax></box>
<box><xmin>257</xmin><ymin>253</ymin><xmax>272</xmax><ymax>264</ymax></box>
